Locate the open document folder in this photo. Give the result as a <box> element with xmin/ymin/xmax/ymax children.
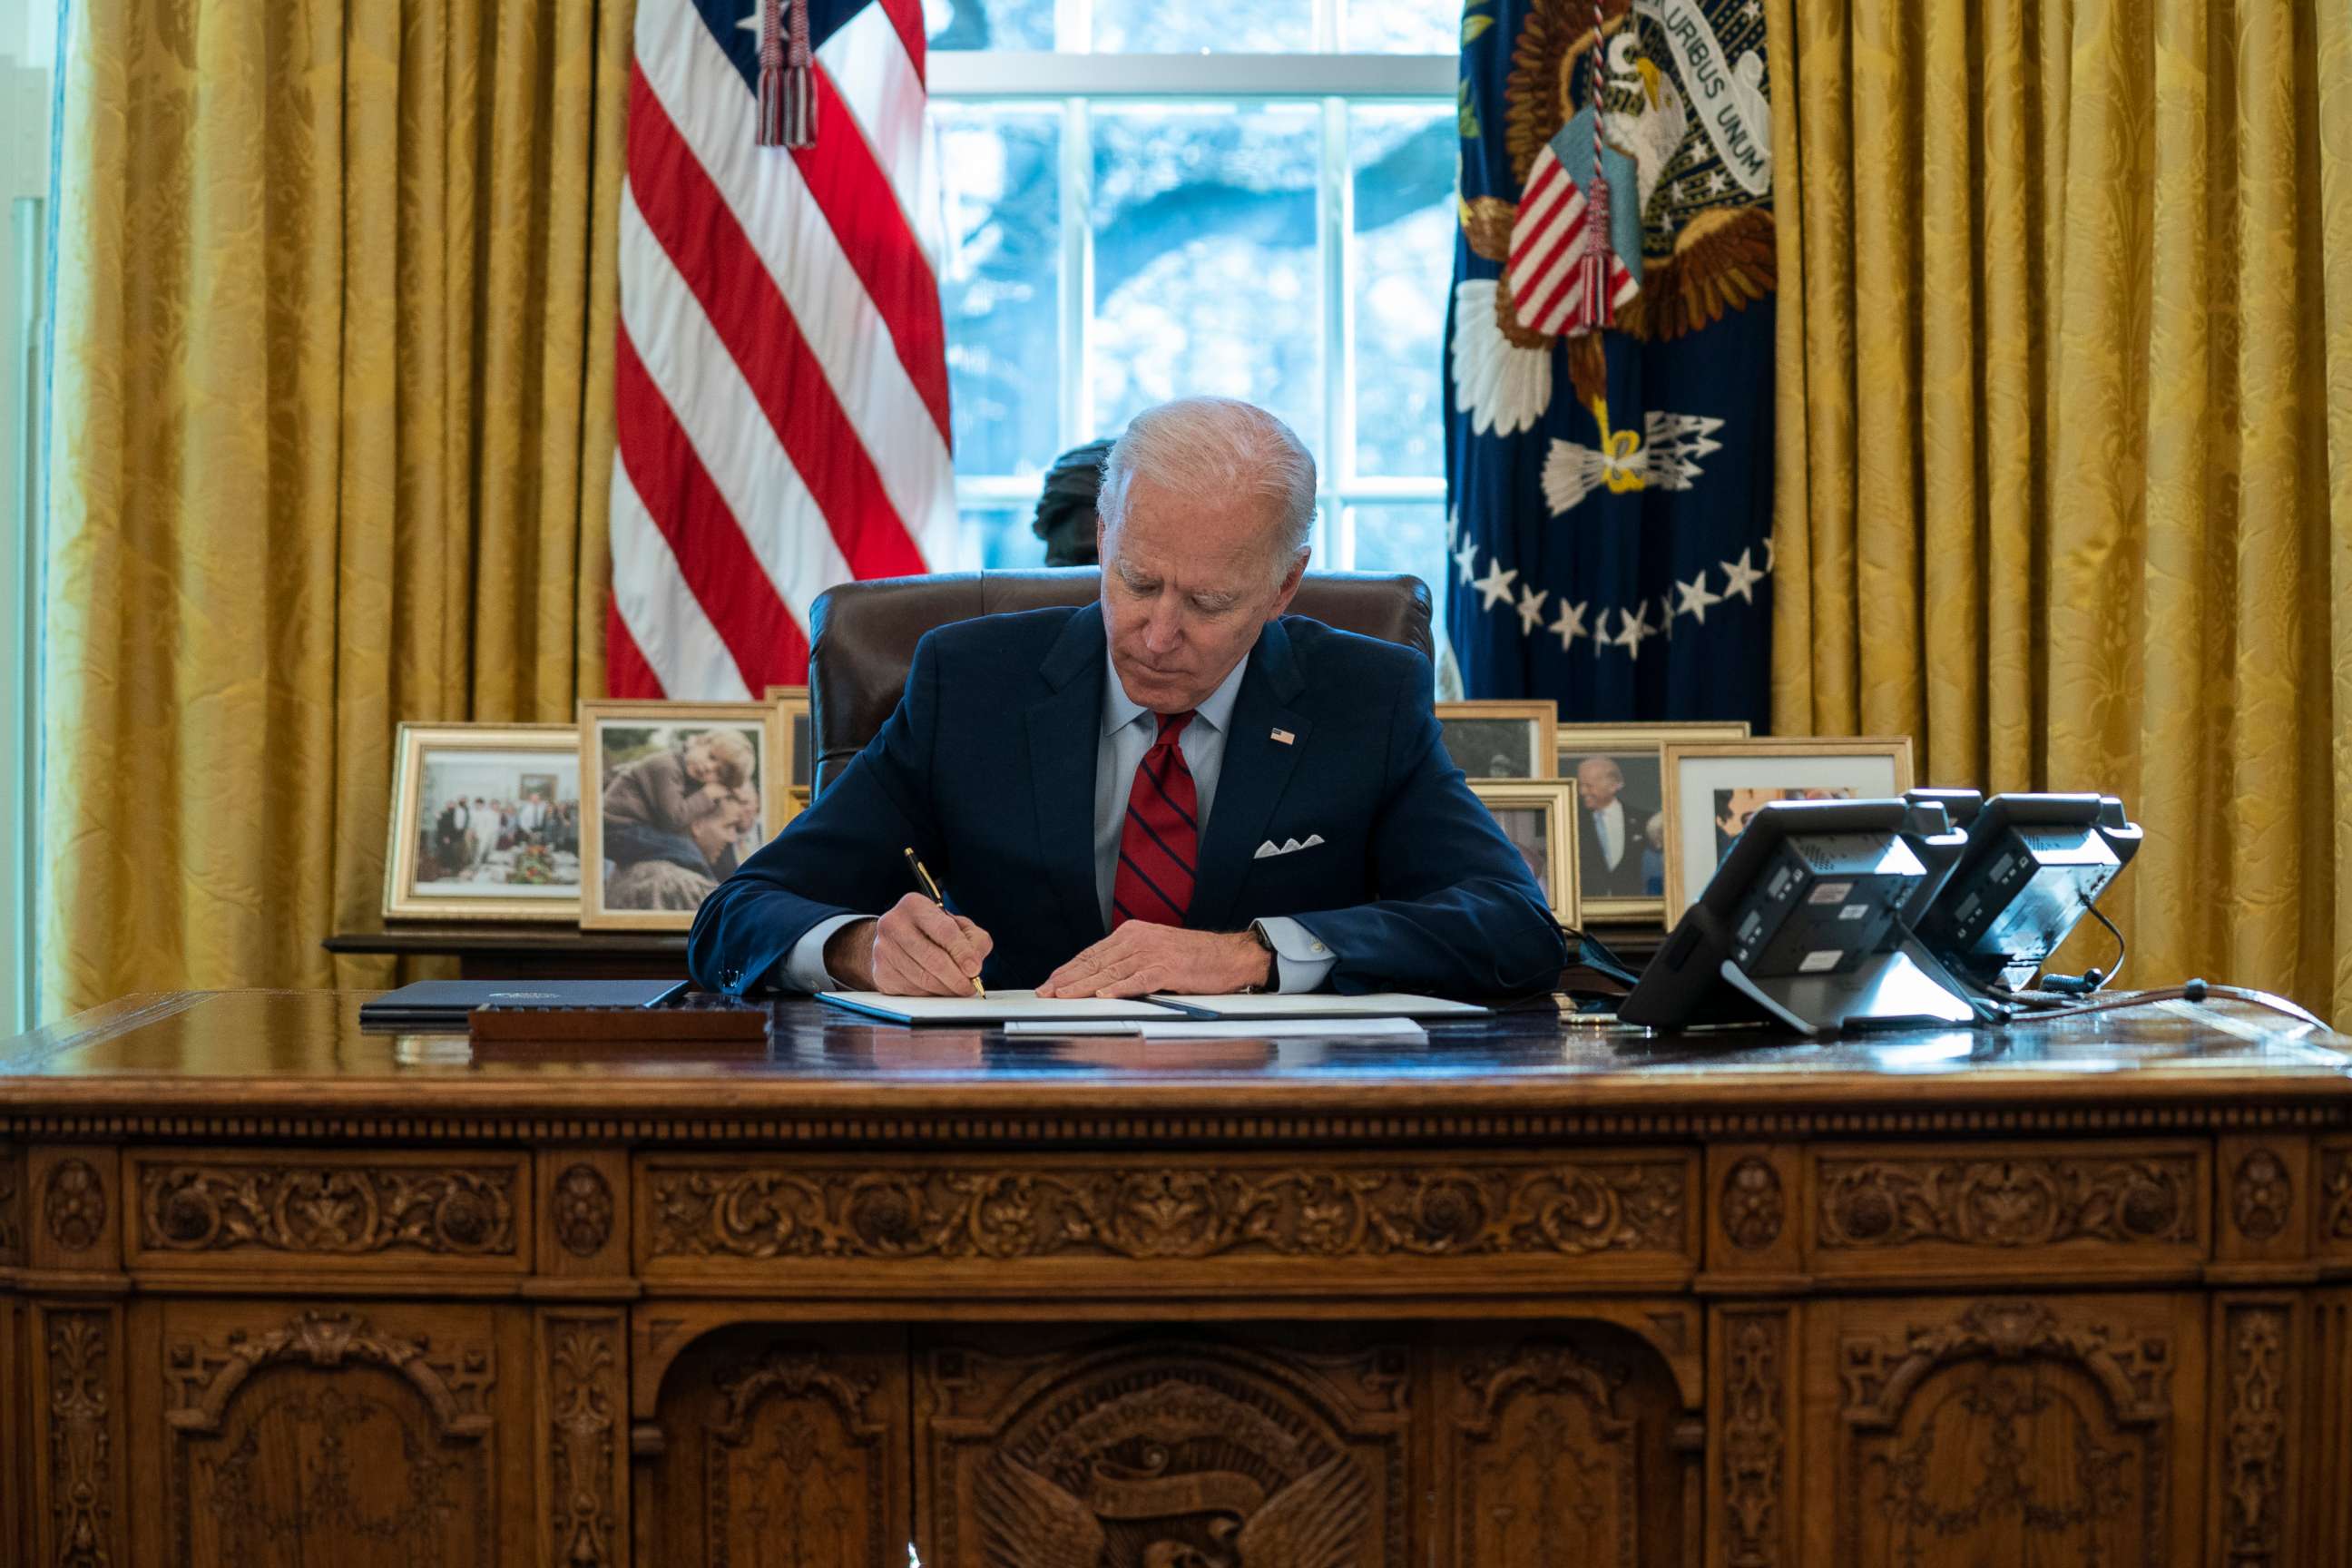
<box><xmin>815</xmin><ymin>989</ymin><xmax>1488</xmax><ymax>1026</ymax></box>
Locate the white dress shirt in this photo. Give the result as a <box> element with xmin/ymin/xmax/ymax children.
<box><xmin>1593</xmin><ymin>797</ymin><xmax>1626</xmax><ymax>871</ymax></box>
<box><xmin>779</xmin><ymin>647</ymin><xmax>1337</xmax><ymax>993</ymax></box>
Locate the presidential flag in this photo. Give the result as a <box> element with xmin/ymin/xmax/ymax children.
<box><xmin>609</xmin><ymin>0</ymin><xmax>957</xmax><ymax>700</ymax></box>
<box><xmin>1446</xmin><ymin>0</ymin><xmax>1775</xmax><ymax>724</ymax></box>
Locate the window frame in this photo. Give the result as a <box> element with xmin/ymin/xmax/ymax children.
<box><xmin>929</xmin><ymin>47</ymin><xmax>1454</xmax><ymax>572</ymax></box>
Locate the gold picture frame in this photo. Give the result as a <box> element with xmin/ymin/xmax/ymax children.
<box><xmin>579</xmin><ymin>701</ymin><xmax>788</xmax><ymax>932</ymax></box>
<box><xmin>382</xmin><ymin>723</ymin><xmax>584</xmax><ymax>922</ymax></box>
<box><xmin>1468</xmin><ymin>779</ymin><xmax>1583</xmax><ymax>928</ymax></box>
<box><xmin>1554</xmin><ymin>721</ymin><xmax>1752</xmax><ymax>925</ymax></box>
<box><xmin>1436</xmin><ymin>700</ymin><xmax>1559</xmax><ymax>779</ymax></box>
<box><xmin>764</xmin><ymin>683</ymin><xmax>813</xmax><ymax>824</ymax></box>
<box><xmin>1660</xmin><ymin>738</ymin><xmax>1917</xmax><ymax>926</ymax></box>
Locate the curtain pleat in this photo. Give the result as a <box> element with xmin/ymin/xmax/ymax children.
<box><xmin>43</xmin><ymin>0</ymin><xmax>630</xmax><ymax>1013</ymax></box>
<box><xmin>1774</xmin><ymin>0</ymin><xmax>2352</xmax><ymax>1023</ymax></box>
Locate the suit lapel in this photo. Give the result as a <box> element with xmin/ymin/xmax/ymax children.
<box><xmin>1026</xmin><ymin>605</ymin><xmax>1111</xmax><ymax>951</ymax></box>
<box><xmin>1190</xmin><ymin>618</ymin><xmax>1310</xmax><ymax>933</ymax></box>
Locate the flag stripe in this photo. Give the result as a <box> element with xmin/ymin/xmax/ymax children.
<box><xmin>633</xmin><ymin>5</ymin><xmax>955</xmax><ymax>504</ymax></box>
<box><xmin>615</xmin><ymin>332</ymin><xmax>810</xmax><ymax>693</ymax></box>
<box><xmin>626</xmin><ymin>67</ymin><xmax>929</xmax><ymax>582</ymax></box>
<box><xmin>660</xmin><ymin>5</ymin><xmax>951</xmax><ymax>437</ymax></box>
<box><xmin>816</xmin><ymin>1</ymin><xmax>943</xmax><ymax>263</ymax></box>
<box><xmin>618</xmin><ymin>192</ymin><xmax>859</xmax><ymax>634</ymax></box>
<box><xmin>608</xmin><ymin>455</ymin><xmax>759</xmax><ymax>701</ymax></box>
<box><xmin>604</xmin><ymin>587</ymin><xmax>667</xmax><ymax>700</ymax></box>
<box><xmin>614</xmin><ymin>0</ymin><xmax>951</xmax><ymax>698</ymax></box>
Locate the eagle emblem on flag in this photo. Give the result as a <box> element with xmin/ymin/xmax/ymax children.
<box><xmin>1444</xmin><ymin>0</ymin><xmax>1779</xmax><ymax>721</ymax></box>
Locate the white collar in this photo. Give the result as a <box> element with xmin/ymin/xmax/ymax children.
<box><xmin>1102</xmin><ymin>646</ymin><xmax>1251</xmax><ymax>739</ymax></box>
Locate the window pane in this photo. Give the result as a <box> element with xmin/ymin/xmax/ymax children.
<box><xmin>1345</xmin><ymin>503</ymin><xmax>1448</xmax><ymax>650</ymax></box>
<box><xmin>1340</xmin><ymin>0</ymin><xmax>1453</xmax><ymax>53</ymax></box>
<box><xmin>1090</xmin><ymin>0</ymin><xmax>1311</xmax><ymax>53</ymax></box>
<box><xmin>960</xmin><ymin>505</ymin><xmax>1050</xmax><ymax>569</ymax></box>
<box><xmin>1349</xmin><ymin>103</ymin><xmax>1453</xmax><ymax>479</ymax></box>
<box><xmin>937</xmin><ymin>104</ymin><xmax>1063</xmax><ymax>479</ymax></box>
<box><xmin>924</xmin><ymin>0</ymin><xmax>1054</xmax><ymax>50</ymax></box>
<box><xmin>1090</xmin><ymin>104</ymin><xmax>1321</xmax><ymax>458</ymax></box>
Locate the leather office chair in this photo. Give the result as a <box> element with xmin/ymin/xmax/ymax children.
<box><xmin>807</xmin><ymin>568</ymin><xmax>1433</xmax><ymax>795</ymax></box>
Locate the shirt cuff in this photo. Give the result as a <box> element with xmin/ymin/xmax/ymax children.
<box><xmin>1254</xmin><ymin>916</ymin><xmax>1336</xmax><ymax>994</ymax></box>
<box><xmin>779</xmin><ymin>913</ymin><xmax>869</xmax><ymax>993</ymax></box>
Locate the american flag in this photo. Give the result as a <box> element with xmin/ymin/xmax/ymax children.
<box><xmin>608</xmin><ymin>0</ymin><xmax>957</xmax><ymax>700</ymax></box>
<box><xmin>1506</xmin><ymin>130</ymin><xmax>1637</xmax><ymax>340</ymax></box>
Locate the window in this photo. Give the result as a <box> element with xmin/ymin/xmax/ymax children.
<box><xmin>1</xmin><ymin>0</ymin><xmax>53</xmax><ymax>1031</ymax></box>
<box><xmin>927</xmin><ymin>0</ymin><xmax>1454</xmax><ymax>645</ymax></box>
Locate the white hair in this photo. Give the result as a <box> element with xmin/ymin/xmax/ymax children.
<box><xmin>1098</xmin><ymin>397</ymin><xmax>1317</xmax><ymax>575</ymax></box>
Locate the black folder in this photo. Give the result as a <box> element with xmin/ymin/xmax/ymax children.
<box><xmin>358</xmin><ymin>979</ymin><xmax>686</xmax><ymax>1029</ymax></box>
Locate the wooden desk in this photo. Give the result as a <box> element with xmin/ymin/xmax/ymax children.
<box><xmin>4</xmin><ymin>990</ymin><xmax>2348</xmax><ymax>1568</ymax></box>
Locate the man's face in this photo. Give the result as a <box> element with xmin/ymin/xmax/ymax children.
<box><xmin>1575</xmin><ymin>758</ymin><xmax>1622</xmax><ymax>810</ymax></box>
<box><xmin>1097</xmin><ymin>475</ymin><xmax>1306</xmax><ymax>714</ymax></box>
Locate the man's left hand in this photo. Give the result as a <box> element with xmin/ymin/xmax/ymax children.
<box><xmin>1037</xmin><ymin>926</ymin><xmax>1270</xmax><ymax>997</ymax></box>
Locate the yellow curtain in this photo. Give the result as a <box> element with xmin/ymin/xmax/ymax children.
<box><xmin>42</xmin><ymin>0</ymin><xmax>631</xmax><ymax>1014</ymax></box>
<box><xmin>1769</xmin><ymin>0</ymin><xmax>2352</xmax><ymax>1024</ymax></box>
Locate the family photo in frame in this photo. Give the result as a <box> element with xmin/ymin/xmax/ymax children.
<box><xmin>578</xmin><ymin>701</ymin><xmax>786</xmax><ymax>931</ymax></box>
<box><xmin>381</xmin><ymin>723</ymin><xmax>584</xmax><ymax>921</ymax></box>
<box><xmin>1553</xmin><ymin>721</ymin><xmax>1750</xmax><ymax>922</ymax></box>
<box><xmin>1658</xmin><ymin>739</ymin><xmax>1916</xmax><ymax>924</ymax></box>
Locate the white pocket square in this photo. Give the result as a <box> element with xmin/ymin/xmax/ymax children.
<box><xmin>1253</xmin><ymin>834</ymin><xmax>1326</xmax><ymax>859</ymax></box>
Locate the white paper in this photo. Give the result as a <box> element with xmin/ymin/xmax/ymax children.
<box><xmin>816</xmin><ymin>988</ymin><xmax>1186</xmax><ymax>1025</ymax></box>
<box><xmin>1145</xmin><ymin>991</ymin><xmax>1490</xmax><ymax>1020</ymax></box>
<box><xmin>1002</xmin><ymin>1016</ymin><xmax>1427</xmax><ymax>1040</ymax></box>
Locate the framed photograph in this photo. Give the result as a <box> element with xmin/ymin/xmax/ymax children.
<box><xmin>1436</xmin><ymin>700</ymin><xmax>1559</xmax><ymax>779</ymax></box>
<box><xmin>579</xmin><ymin>701</ymin><xmax>787</xmax><ymax>931</ymax></box>
<box><xmin>1660</xmin><ymin>739</ymin><xmax>1916</xmax><ymax>926</ymax></box>
<box><xmin>382</xmin><ymin>723</ymin><xmax>584</xmax><ymax>921</ymax></box>
<box><xmin>765</xmin><ymin>684</ymin><xmax>813</xmax><ymax>823</ymax></box>
<box><xmin>1468</xmin><ymin>779</ymin><xmax>1582</xmax><ymax>927</ymax></box>
<box><xmin>1554</xmin><ymin>721</ymin><xmax>1752</xmax><ymax>924</ymax></box>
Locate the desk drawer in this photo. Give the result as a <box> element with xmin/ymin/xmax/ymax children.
<box><xmin>1803</xmin><ymin>1139</ymin><xmax>2208</xmax><ymax>1284</ymax></box>
<box><xmin>637</xmin><ymin>1148</ymin><xmax>1700</xmax><ymax>1296</ymax></box>
<box><xmin>125</xmin><ymin>1149</ymin><xmax>533</xmax><ymax>1275</ymax></box>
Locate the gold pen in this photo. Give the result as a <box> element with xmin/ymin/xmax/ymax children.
<box><xmin>904</xmin><ymin>848</ymin><xmax>986</xmax><ymax>997</ymax></box>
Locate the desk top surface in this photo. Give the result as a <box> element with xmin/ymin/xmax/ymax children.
<box><xmin>1</xmin><ymin>990</ymin><xmax>2347</xmax><ymax>1142</ymax></box>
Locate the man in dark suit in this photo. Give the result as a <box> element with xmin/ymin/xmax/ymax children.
<box><xmin>1572</xmin><ymin>757</ymin><xmax>1657</xmax><ymax>899</ymax></box>
<box><xmin>689</xmin><ymin>397</ymin><xmax>1567</xmax><ymax>999</ymax></box>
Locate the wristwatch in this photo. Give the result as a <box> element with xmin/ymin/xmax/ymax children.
<box><xmin>1237</xmin><ymin>920</ymin><xmax>1278</xmax><ymax>994</ymax></box>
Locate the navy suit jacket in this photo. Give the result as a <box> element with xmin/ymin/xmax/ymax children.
<box><xmin>688</xmin><ymin>603</ymin><xmax>1568</xmax><ymax>997</ymax></box>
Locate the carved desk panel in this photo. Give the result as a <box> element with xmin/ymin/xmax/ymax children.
<box><xmin>3</xmin><ymin>989</ymin><xmax>2349</xmax><ymax>1568</ymax></box>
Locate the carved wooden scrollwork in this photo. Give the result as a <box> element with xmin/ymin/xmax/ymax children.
<box><xmin>1837</xmin><ymin>1300</ymin><xmax>2177</xmax><ymax>1566</ymax></box>
<box><xmin>1818</xmin><ymin>1155</ymin><xmax>2196</xmax><ymax>1250</ymax></box>
<box><xmin>0</xmin><ymin>1148</ymin><xmax>20</xmax><ymax>1261</ymax></box>
<box><xmin>1720</xmin><ymin>1313</ymin><xmax>1787</xmax><ymax>1568</ymax></box>
<box><xmin>957</xmin><ymin>1349</ymin><xmax>1391</xmax><ymax>1568</ymax></box>
<box><xmin>649</xmin><ymin>1159</ymin><xmax>1685</xmax><ymax>1264</ymax></box>
<box><xmin>2221</xmin><ymin>1306</ymin><xmax>2287</xmax><ymax>1564</ymax></box>
<box><xmin>1839</xmin><ymin>1299</ymin><xmax>2174</xmax><ymax>1423</ymax></box>
<box><xmin>2230</xmin><ymin>1151</ymin><xmax>2292</xmax><ymax>1242</ymax></box>
<box><xmin>139</xmin><ymin>1162</ymin><xmax>518</xmax><ymax>1256</ymax></box>
<box><xmin>1720</xmin><ymin>1158</ymin><xmax>1784</xmax><ymax>1250</ymax></box>
<box><xmin>2320</xmin><ymin>1149</ymin><xmax>2352</xmax><ymax>1242</ymax></box>
<box><xmin>706</xmin><ymin>1343</ymin><xmax>894</xmax><ymax>1564</ymax></box>
<box><xmin>552</xmin><ymin>1164</ymin><xmax>615</xmax><ymax>1258</ymax></box>
<box><xmin>549</xmin><ymin>1318</ymin><xmax>622</xmax><ymax>1568</ymax></box>
<box><xmin>47</xmin><ymin>1310</ymin><xmax>115</xmax><ymax>1568</ymax></box>
<box><xmin>162</xmin><ymin>1309</ymin><xmax>494</xmax><ymax>1438</ymax></box>
<box><xmin>1450</xmin><ymin>1338</ymin><xmax>1637</xmax><ymax>1564</ymax></box>
<box><xmin>44</xmin><ymin>1158</ymin><xmax>108</xmax><ymax>1253</ymax></box>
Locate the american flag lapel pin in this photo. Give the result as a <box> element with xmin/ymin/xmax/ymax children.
<box><xmin>1270</xmin><ymin>728</ymin><xmax>1296</xmax><ymax>746</ymax></box>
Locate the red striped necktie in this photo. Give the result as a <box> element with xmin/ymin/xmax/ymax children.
<box><xmin>1112</xmin><ymin>710</ymin><xmax>1199</xmax><ymax>927</ymax></box>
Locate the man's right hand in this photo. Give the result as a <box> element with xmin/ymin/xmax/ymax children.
<box><xmin>824</xmin><ymin>894</ymin><xmax>994</xmax><ymax>995</ymax></box>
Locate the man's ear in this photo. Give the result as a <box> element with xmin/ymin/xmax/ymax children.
<box><xmin>1094</xmin><ymin>518</ymin><xmax>1107</xmax><ymax>563</ymax></box>
<box><xmin>1267</xmin><ymin>547</ymin><xmax>1309</xmax><ymax>620</ymax></box>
